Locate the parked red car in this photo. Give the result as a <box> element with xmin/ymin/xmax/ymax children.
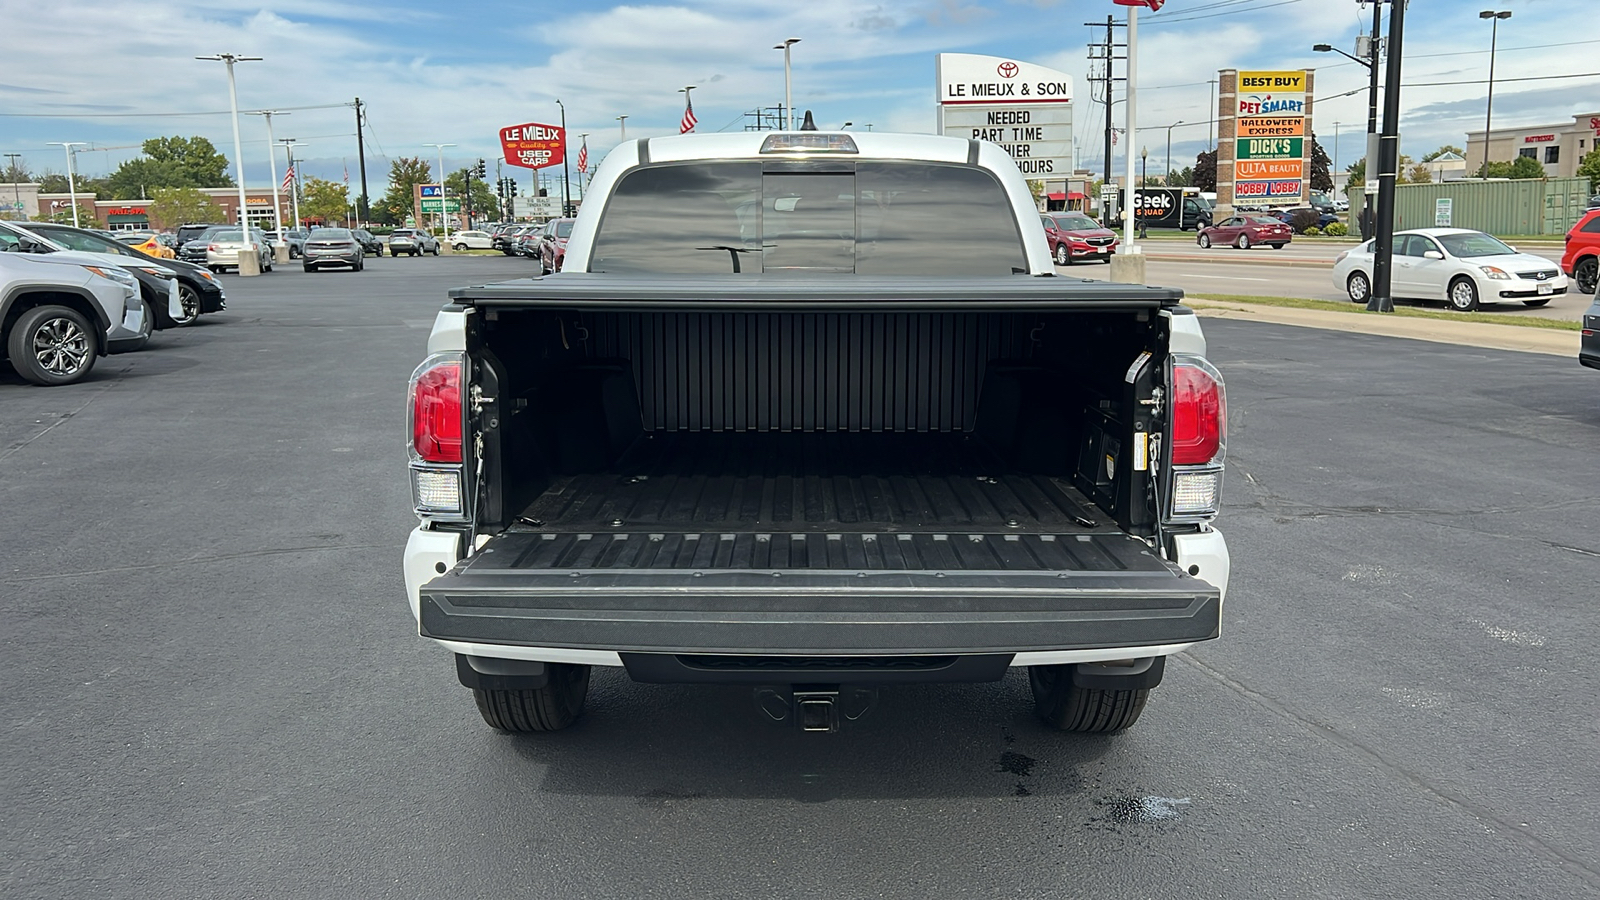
<box><xmin>539</xmin><ymin>217</ymin><xmax>576</xmax><ymax>275</ymax></box>
<box><xmin>1040</xmin><ymin>212</ymin><xmax>1118</xmax><ymax>265</ymax></box>
<box><xmin>1197</xmin><ymin>215</ymin><xmax>1292</xmax><ymax>250</ymax></box>
<box><xmin>1561</xmin><ymin>207</ymin><xmax>1600</xmax><ymax>294</ymax></box>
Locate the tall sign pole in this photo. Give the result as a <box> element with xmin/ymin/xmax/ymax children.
<box><xmin>1122</xmin><ymin>3</ymin><xmax>1138</xmax><ymax>256</ymax></box>
<box><xmin>1368</xmin><ymin>0</ymin><xmax>1406</xmax><ymax>313</ymax></box>
<box><xmin>556</xmin><ymin>99</ymin><xmax>572</xmax><ymax>218</ymax></box>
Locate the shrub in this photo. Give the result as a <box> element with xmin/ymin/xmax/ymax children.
<box><xmin>1303</xmin><ymin>226</ymin><xmax>1322</xmax><ymax>236</ymax></box>
<box><xmin>1323</xmin><ymin>221</ymin><xmax>1348</xmax><ymax>236</ymax></box>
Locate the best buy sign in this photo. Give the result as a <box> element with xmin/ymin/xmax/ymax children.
<box><xmin>1236</xmin><ymin>137</ymin><xmax>1303</xmax><ymax>160</ymax></box>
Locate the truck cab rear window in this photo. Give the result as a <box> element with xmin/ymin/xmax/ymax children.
<box><xmin>589</xmin><ymin>161</ymin><xmax>1025</xmax><ymax>276</ymax></box>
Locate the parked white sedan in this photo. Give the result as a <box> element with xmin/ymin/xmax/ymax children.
<box><xmin>448</xmin><ymin>230</ymin><xmax>494</xmax><ymax>251</ymax></box>
<box><xmin>1332</xmin><ymin>228</ymin><xmax>1567</xmax><ymax>311</ymax></box>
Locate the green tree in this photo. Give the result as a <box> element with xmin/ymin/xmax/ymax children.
<box><xmin>301</xmin><ymin>176</ymin><xmax>350</xmax><ymax>225</ymax></box>
<box><xmin>1422</xmin><ymin>145</ymin><xmax>1464</xmax><ymax>163</ymax></box>
<box><xmin>2</xmin><ymin>159</ymin><xmax>31</xmax><ymax>183</ymax></box>
<box><xmin>1344</xmin><ymin>157</ymin><xmax>1365</xmax><ymax>194</ymax></box>
<box><xmin>1308</xmin><ymin>134</ymin><xmax>1333</xmax><ymax>193</ymax></box>
<box><xmin>105</xmin><ymin>157</ymin><xmax>191</xmax><ymax>201</ymax></box>
<box><xmin>444</xmin><ymin>169</ymin><xmax>500</xmax><ymax>226</ymax></box>
<box><xmin>1403</xmin><ymin>163</ymin><xmax>1433</xmax><ymax>184</ymax></box>
<box><xmin>1509</xmin><ymin>155</ymin><xmax>1546</xmax><ymax>179</ymax></box>
<box><xmin>1166</xmin><ymin>166</ymin><xmax>1193</xmax><ymax>188</ymax></box>
<box><xmin>374</xmin><ymin>156</ymin><xmax>432</xmax><ymax>225</ymax></box>
<box><xmin>1192</xmin><ymin>149</ymin><xmax>1216</xmax><ymax>192</ymax></box>
<box><xmin>142</xmin><ymin>136</ymin><xmax>233</xmax><ymax>187</ymax></box>
<box><xmin>1577</xmin><ymin>147</ymin><xmax>1600</xmax><ymax>191</ymax></box>
<box><xmin>145</xmin><ymin>186</ymin><xmax>224</xmax><ymax>229</ymax></box>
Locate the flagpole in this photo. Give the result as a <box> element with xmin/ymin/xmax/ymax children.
<box><xmin>679</xmin><ymin>85</ymin><xmax>697</xmax><ymax>133</ymax></box>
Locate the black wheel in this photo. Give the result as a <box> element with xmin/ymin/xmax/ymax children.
<box><xmin>1575</xmin><ymin>258</ymin><xmax>1598</xmax><ymax>294</ymax></box>
<box><xmin>1522</xmin><ymin>298</ymin><xmax>1551</xmax><ymax>307</ymax></box>
<box><xmin>1448</xmin><ymin>276</ymin><xmax>1480</xmax><ymax>312</ymax></box>
<box><xmin>1270</xmin><ymin>243</ymin><xmax>1286</xmax><ymax>250</ymax></box>
<box><xmin>472</xmin><ymin>664</ymin><xmax>590</xmax><ymax>732</ymax></box>
<box><xmin>1347</xmin><ymin>271</ymin><xmax>1372</xmax><ymax>304</ymax></box>
<box><xmin>431</xmin><ymin>244</ymin><xmax>439</xmax><ymax>256</ymax></box>
<box><xmin>454</xmin><ymin>242</ymin><xmax>468</xmax><ymax>251</ymax></box>
<box><xmin>303</xmin><ymin>265</ymin><xmax>315</xmax><ymax>273</ymax></box>
<box><xmin>8</xmin><ymin>305</ymin><xmax>97</xmax><ymax>386</ymax></box>
<box><xmin>355</xmin><ymin>259</ymin><xmax>365</xmax><ymax>272</ymax></box>
<box><xmin>166</xmin><ymin>285</ymin><xmax>201</xmax><ymax>327</ymax></box>
<box><xmin>263</xmin><ymin>254</ymin><xmax>273</xmax><ymax>272</ymax></box>
<box><xmin>208</xmin><ymin>265</ymin><xmax>221</xmax><ymax>274</ymax></box>
<box><xmin>1236</xmin><ymin>234</ymin><xmax>1251</xmax><ymax>250</ymax></box>
<box><xmin>1198</xmin><ymin>234</ymin><xmax>1211</xmax><ymax>249</ymax></box>
<box><xmin>1054</xmin><ymin>243</ymin><xmax>1070</xmax><ymax>266</ymax></box>
<box><xmin>1029</xmin><ymin>665</ymin><xmax>1149</xmax><ymax>733</ymax></box>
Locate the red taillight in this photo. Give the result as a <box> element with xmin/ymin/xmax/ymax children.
<box><xmin>207</xmin><ymin>244</ymin><xmax>218</xmax><ymax>251</ymax></box>
<box><xmin>411</xmin><ymin>360</ymin><xmax>463</xmax><ymax>463</ymax></box>
<box><xmin>1171</xmin><ymin>361</ymin><xmax>1225</xmax><ymax>465</ymax></box>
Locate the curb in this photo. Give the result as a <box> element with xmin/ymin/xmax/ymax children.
<box><xmin>1186</xmin><ymin>298</ymin><xmax>1578</xmax><ymax>358</ymax></box>
<box><xmin>1148</xmin><ymin>252</ymin><xmax>1334</xmax><ymax>269</ymax></box>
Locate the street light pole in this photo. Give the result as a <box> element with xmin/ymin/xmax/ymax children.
<box><xmin>774</xmin><ymin>38</ymin><xmax>800</xmax><ymax>130</ymax></box>
<box><xmin>47</xmin><ymin>142</ymin><xmax>86</xmax><ymax>227</ymax></box>
<box><xmin>196</xmin><ymin>54</ymin><xmax>261</xmax><ymax>245</ymax></box>
<box><xmin>424</xmin><ymin>142</ymin><xmax>455</xmax><ymax>235</ymax></box>
<box><xmin>617</xmin><ymin>115</ymin><xmax>629</xmax><ymax>143</ymax></box>
<box><xmin>556</xmin><ymin>99</ymin><xmax>572</xmax><ymax>217</ymax></box>
<box><xmin>1122</xmin><ymin>5</ymin><xmax>1138</xmax><ymax>256</ymax></box>
<box><xmin>1479</xmin><ymin>10</ymin><xmax>1513</xmax><ymax>178</ymax></box>
<box><xmin>1165</xmin><ymin>120</ymin><xmax>1183</xmax><ymax>184</ymax></box>
<box><xmin>1369</xmin><ymin>0</ymin><xmax>1407</xmax><ymax>313</ymax></box>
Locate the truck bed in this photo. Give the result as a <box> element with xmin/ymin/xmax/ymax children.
<box><xmin>420</xmin><ymin>432</ymin><xmax>1221</xmax><ymax>656</ymax></box>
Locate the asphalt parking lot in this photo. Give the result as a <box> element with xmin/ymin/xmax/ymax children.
<box><xmin>3</xmin><ymin>256</ymin><xmax>1598</xmax><ymax>899</ymax></box>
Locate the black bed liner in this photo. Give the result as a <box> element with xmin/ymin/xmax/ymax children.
<box><xmin>419</xmin><ymin>432</ymin><xmax>1221</xmax><ymax>656</ymax></box>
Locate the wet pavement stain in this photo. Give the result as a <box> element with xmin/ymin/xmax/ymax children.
<box><xmin>1013</xmin><ymin>782</ymin><xmax>1032</xmax><ymax>797</ymax></box>
<box><xmin>636</xmin><ymin>789</ymin><xmax>705</xmax><ymax>809</ymax></box>
<box><xmin>996</xmin><ymin>750</ymin><xmax>1036</xmax><ymax>777</ymax></box>
<box><xmin>1092</xmin><ymin>795</ymin><xmax>1192</xmax><ymax>825</ymax></box>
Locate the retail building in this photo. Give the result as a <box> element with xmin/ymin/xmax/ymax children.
<box><xmin>1464</xmin><ymin>112</ymin><xmax>1600</xmax><ymax>179</ymax></box>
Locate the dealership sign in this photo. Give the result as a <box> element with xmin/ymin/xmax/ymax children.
<box><xmin>500</xmin><ymin>122</ymin><xmax>566</xmax><ymax>170</ymax></box>
<box><xmin>936</xmin><ymin>53</ymin><xmax>1073</xmax><ymax>176</ymax></box>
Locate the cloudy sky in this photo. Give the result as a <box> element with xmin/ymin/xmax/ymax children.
<box><xmin>1</xmin><ymin>0</ymin><xmax>1592</xmax><ymax>195</ymax></box>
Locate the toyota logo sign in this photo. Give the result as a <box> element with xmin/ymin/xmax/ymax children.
<box><xmin>996</xmin><ymin>61</ymin><xmax>1019</xmax><ymax>79</ymax></box>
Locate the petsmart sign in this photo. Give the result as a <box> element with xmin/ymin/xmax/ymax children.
<box><xmin>936</xmin><ymin>53</ymin><xmax>1074</xmax><ymax>176</ymax></box>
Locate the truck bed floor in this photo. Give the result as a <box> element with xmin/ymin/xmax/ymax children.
<box><xmin>498</xmin><ymin>432</ymin><xmax>1148</xmax><ymax>573</ymax></box>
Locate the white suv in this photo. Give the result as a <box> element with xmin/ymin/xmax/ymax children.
<box><xmin>1</xmin><ymin>252</ymin><xmax>142</xmax><ymax>385</ymax></box>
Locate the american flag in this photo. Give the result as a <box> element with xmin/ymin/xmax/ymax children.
<box><xmin>680</xmin><ymin>94</ymin><xmax>697</xmax><ymax>134</ymax></box>
<box><xmin>281</xmin><ymin>165</ymin><xmax>294</xmax><ymax>192</ymax></box>
<box><xmin>577</xmin><ymin>143</ymin><xmax>588</xmax><ymax>174</ymax></box>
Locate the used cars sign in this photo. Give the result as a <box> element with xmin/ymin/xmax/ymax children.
<box><xmin>500</xmin><ymin>122</ymin><xmax>565</xmax><ymax>170</ymax></box>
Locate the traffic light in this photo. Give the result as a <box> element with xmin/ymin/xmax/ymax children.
<box><xmin>475</xmin><ymin>159</ymin><xmax>487</xmax><ymax>179</ymax></box>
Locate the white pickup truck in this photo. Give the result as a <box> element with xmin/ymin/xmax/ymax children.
<box><xmin>403</xmin><ymin>130</ymin><xmax>1230</xmax><ymax>734</ymax></box>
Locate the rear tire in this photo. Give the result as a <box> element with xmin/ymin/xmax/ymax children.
<box><xmin>1029</xmin><ymin>665</ymin><xmax>1149</xmax><ymax>733</ymax></box>
<box><xmin>472</xmin><ymin>664</ymin><xmax>591</xmax><ymax>732</ymax></box>
<box><xmin>1236</xmin><ymin>234</ymin><xmax>1251</xmax><ymax>250</ymax></box>
<box><xmin>8</xmin><ymin>305</ymin><xmax>97</xmax><ymax>386</ymax></box>
<box><xmin>454</xmin><ymin>242</ymin><xmax>468</xmax><ymax>251</ymax></box>
<box><xmin>1347</xmin><ymin>271</ymin><xmax>1371</xmax><ymax>304</ymax></box>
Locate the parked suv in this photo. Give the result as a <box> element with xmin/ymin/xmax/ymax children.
<box><xmin>1</xmin><ymin>220</ymin><xmax>160</xmax><ymax>350</ymax></box>
<box><xmin>1562</xmin><ymin>207</ymin><xmax>1600</xmax><ymax>295</ymax></box>
<box><xmin>1</xmin><ymin>250</ymin><xmax>143</xmax><ymax>385</ymax></box>
<box><xmin>25</xmin><ymin>221</ymin><xmax>226</xmax><ymax>327</ymax></box>
<box><xmin>388</xmin><ymin>228</ymin><xmax>439</xmax><ymax>257</ymax></box>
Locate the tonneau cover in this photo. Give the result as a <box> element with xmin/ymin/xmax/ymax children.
<box><xmin>448</xmin><ymin>273</ymin><xmax>1186</xmax><ymax>311</ymax></box>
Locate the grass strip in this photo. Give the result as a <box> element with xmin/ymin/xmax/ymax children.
<box><xmin>1187</xmin><ymin>293</ymin><xmax>1583</xmax><ymax>332</ymax></box>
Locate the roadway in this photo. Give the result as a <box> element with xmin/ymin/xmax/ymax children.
<box><xmin>3</xmin><ymin>256</ymin><xmax>1597</xmax><ymax>899</ymax></box>
<box><xmin>1057</xmin><ymin>235</ymin><xmax>1583</xmax><ymax>321</ymax></box>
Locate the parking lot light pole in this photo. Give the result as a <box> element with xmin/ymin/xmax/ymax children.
<box><xmin>774</xmin><ymin>38</ymin><xmax>800</xmax><ymax>130</ymax></box>
<box><xmin>249</xmin><ymin>110</ymin><xmax>287</xmax><ymax>251</ymax></box>
<box><xmin>424</xmin><ymin>142</ymin><xmax>454</xmax><ymax>236</ymax></box>
<box><xmin>196</xmin><ymin>54</ymin><xmax>260</xmax><ymax>248</ymax></box>
<box><xmin>1479</xmin><ymin>10</ymin><xmax>1512</xmax><ymax>178</ymax></box>
<box><xmin>46</xmin><ymin>142</ymin><xmax>85</xmax><ymax>227</ymax></box>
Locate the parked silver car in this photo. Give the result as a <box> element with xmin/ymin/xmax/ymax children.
<box><xmin>0</xmin><ymin>251</ymin><xmax>142</xmax><ymax>385</ymax></box>
<box><xmin>302</xmin><ymin>228</ymin><xmax>365</xmax><ymax>272</ymax></box>
<box><xmin>205</xmin><ymin>228</ymin><xmax>275</xmax><ymax>273</ymax></box>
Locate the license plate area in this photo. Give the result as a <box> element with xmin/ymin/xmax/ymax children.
<box><xmin>1537</xmin><ymin>282</ymin><xmax>1553</xmax><ymax>295</ymax></box>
